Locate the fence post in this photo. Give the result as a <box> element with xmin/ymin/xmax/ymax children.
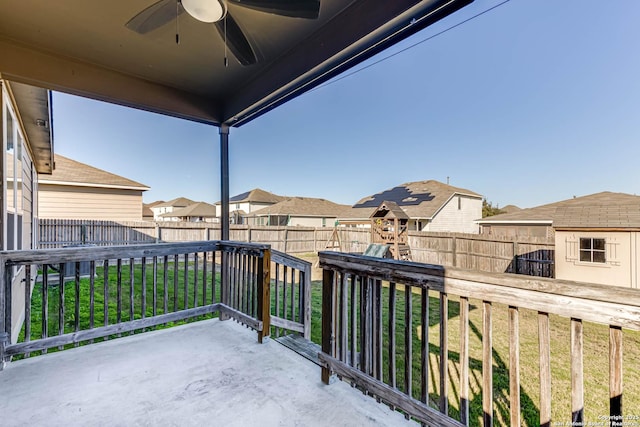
<box><xmin>321</xmin><ymin>266</ymin><xmax>337</xmax><ymax>384</ymax></box>
<box><xmin>452</xmin><ymin>236</ymin><xmax>457</xmax><ymax>267</ymax></box>
<box><xmin>257</xmin><ymin>248</ymin><xmax>271</xmax><ymax>343</ymax></box>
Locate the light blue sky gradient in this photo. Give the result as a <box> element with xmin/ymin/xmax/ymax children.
<box><xmin>51</xmin><ymin>0</ymin><xmax>640</xmax><ymax>208</ymax></box>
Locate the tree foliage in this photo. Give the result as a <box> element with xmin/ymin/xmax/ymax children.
<box><xmin>482</xmin><ymin>199</ymin><xmax>504</xmax><ymax>218</ymax></box>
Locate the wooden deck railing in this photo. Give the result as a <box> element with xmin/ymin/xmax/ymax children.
<box><xmin>318</xmin><ymin>251</ymin><xmax>640</xmax><ymax>427</ymax></box>
<box><xmin>271</xmin><ymin>250</ymin><xmax>312</xmax><ymax>340</ymax></box>
<box><xmin>0</xmin><ymin>241</ymin><xmax>272</xmax><ymax>364</ymax></box>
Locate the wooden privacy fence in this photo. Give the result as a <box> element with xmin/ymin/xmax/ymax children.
<box><xmin>318</xmin><ymin>251</ymin><xmax>640</xmax><ymax>426</ymax></box>
<box><xmin>38</xmin><ymin>219</ymin><xmax>555</xmax><ymax>277</ymax></box>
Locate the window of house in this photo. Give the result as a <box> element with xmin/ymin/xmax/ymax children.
<box><xmin>579</xmin><ymin>238</ymin><xmax>606</xmax><ymax>263</ymax></box>
<box><xmin>458</xmin><ymin>196</ymin><xmax>461</xmax><ymax>210</ymax></box>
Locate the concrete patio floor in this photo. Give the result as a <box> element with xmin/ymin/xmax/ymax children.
<box><xmin>0</xmin><ymin>319</ymin><xmax>416</xmax><ymax>426</ymax></box>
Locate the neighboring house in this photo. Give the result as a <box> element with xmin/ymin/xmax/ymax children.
<box><xmin>151</xmin><ymin>197</ymin><xmax>196</xmax><ymax>221</ymax></box>
<box><xmin>215</xmin><ymin>188</ymin><xmax>287</xmax><ymax>223</ymax></box>
<box><xmin>554</xmin><ymin>200</ymin><xmax>640</xmax><ymax>288</ymax></box>
<box><xmin>247</xmin><ymin>197</ymin><xmax>350</xmax><ymax>227</ymax></box>
<box><xmin>160</xmin><ymin>201</ymin><xmax>217</xmax><ymax>223</ymax></box>
<box><xmin>477</xmin><ymin>192</ymin><xmax>639</xmax><ymax>239</ymax></box>
<box><xmin>1</xmin><ymin>79</ymin><xmax>54</xmax><ymax>341</ymax></box>
<box><xmin>38</xmin><ymin>155</ymin><xmax>149</xmax><ymax>220</ymax></box>
<box><xmin>143</xmin><ymin>200</ymin><xmax>164</xmax><ymax>221</ymax></box>
<box><xmin>341</xmin><ymin>180</ymin><xmax>482</xmax><ymax>234</ymax></box>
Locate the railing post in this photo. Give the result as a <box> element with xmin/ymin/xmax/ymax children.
<box><xmin>0</xmin><ymin>258</ymin><xmax>9</xmax><ymax>370</ymax></box>
<box><xmin>219</xmin><ymin>249</ymin><xmax>230</xmax><ymax>321</ymax></box>
<box><xmin>257</xmin><ymin>248</ymin><xmax>271</xmax><ymax>343</ymax></box>
<box><xmin>321</xmin><ymin>266</ymin><xmax>336</xmax><ymax>384</ymax></box>
<box><xmin>302</xmin><ymin>262</ymin><xmax>312</xmax><ymax>340</ymax></box>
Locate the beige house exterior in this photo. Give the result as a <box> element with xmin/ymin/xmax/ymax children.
<box><xmin>151</xmin><ymin>197</ymin><xmax>196</xmax><ymax>221</ymax></box>
<box><xmin>161</xmin><ymin>201</ymin><xmax>217</xmax><ymax>223</ymax></box>
<box><xmin>341</xmin><ymin>180</ymin><xmax>482</xmax><ymax>234</ymax></box>
<box><xmin>247</xmin><ymin>197</ymin><xmax>349</xmax><ymax>227</ymax></box>
<box><xmin>1</xmin><ymin>79</ymin><xmax>54</xmax><ymax>341</ymax></box>
<box><xmin>215</xmin><ymin>188</ymin><xmax>287</xmax><ymax>224</ymax></box>
<box><xmin>554</xmin><ymin>201</ymin><xmax>640</xmax><ymax>288</ymax></box>
<box><xmin>38</xmin><ymin>155</ymin><xmax>149</xmax><ymax>220</ymax></box>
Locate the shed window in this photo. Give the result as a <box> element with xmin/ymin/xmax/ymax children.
<box><xmin>579</xmin><ymin>238</ymin><xmax>606</xmax><ymax>263</ymax></box>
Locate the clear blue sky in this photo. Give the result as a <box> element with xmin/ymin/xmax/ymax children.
<box><xmin>51</xmin><ymin>0</ymin><xmax>640</xmax><ymax>209</ymax></box>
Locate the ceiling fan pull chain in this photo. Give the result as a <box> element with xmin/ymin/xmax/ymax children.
<box><xmin>175</xmin><ymin>0</ymin><xmax>180</xmax><ymax>45</ymax></box>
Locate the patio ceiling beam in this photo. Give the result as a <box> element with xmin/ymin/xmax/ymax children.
<box><xmin>0</xmin><ymin>37</ymin><xmax>221</xmax><ymax>125</ymax></box>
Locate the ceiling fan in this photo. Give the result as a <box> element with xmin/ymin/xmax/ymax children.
<box><xmin>126</xmin><ymin>0</ymin><xmax>321</xmax><ymax>66</ymax></box>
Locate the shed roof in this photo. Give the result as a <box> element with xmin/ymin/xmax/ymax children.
<box><xmin>343</xmin><ymin>180</ymin><xmax>481</xmax><ymax>220</ymax></box>
<box><xmin>478</xmin><ymin>192</ymin><xmax>640</xmax><ymax>228</ymax></box>
<box><xmin>39</xmin><ymin>155</ymin><xmax>149</xmax><ymax>191</ymax></box>
<box><xmin>370</xmin><ymin>201</ymin><xmax>410</xmax><ymax>220</ymax></box>
<box><xmin>250</xmin><ymin>197</ymin><xmax>349</xmax><ymax>217</ymax></box>
<box><xmin>0</xmin><ymin>0</ymin><xmax>473</xmax><ymax>127</ymax></box>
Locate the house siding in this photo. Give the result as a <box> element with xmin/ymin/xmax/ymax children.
<box><xmin>39</xmin><ymin>184</ymin><xmax>143</xmax><ymax>220</ymax></box>
<box><xmin>426</xmin><ymin>195</ymin><xmax>481</xmax><ymax>234</ymax></box>
<box><xmin>555</xmin><ymin>230</ymin><xmax>639</xmax><ymax>288</ymax></box>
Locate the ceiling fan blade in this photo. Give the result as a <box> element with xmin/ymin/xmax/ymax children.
<box><xmin>228</xmin><ymin>0</ymin><xmax>320</xmax><ymax>19</ymax></box>
<box><xmin>215</xmin><ymin>12</ymin><xmax>258</xmax><ymax>66</ymax></box>
<box><xmin>126</xmin><ymin>0</ymin><xmax>184</xmax><ymax>34</ymax></box>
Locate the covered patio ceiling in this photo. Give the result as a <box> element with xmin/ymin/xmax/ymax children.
<box><xmin>0</xmin><ymin>0</ymin><xmax>472</xmax><ymax>127</ymax></box>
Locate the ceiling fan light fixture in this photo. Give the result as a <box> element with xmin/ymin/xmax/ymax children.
<box><xmin>182</xmin><ymin>0</ymin><xmax>225</xmax><ymax>23</ymax></box>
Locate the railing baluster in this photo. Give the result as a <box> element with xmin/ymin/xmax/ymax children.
<box><xmin>103</xmin><ymin>260</ymin><xmax>109</xmax><ymax>337</ymax></box>
<box><xmin>116</xmin><ymin>259</ymin><xmax>122</xmax><ymax>336</ymax></box>
<box><xmin>339</xmin><ymin>272</ymin><xmax>348</xmax><ymax>362</ymax></box>
<box><xmin>74</xmin><ymin>262</ymin><xmax>80</xmax><ymax>346</ymax></box>
<box><xmin>128</xmin><ymin>259</ymin><xmax>134</xmax><ymax>325</ymax></box>
<box><xmin>421</xmin><ymin>287</ymin><xmax>430</xmax><ymax>407</ymax></box>
<box><xmin>183</xmin><ymin>253</ymin><xmax>188</xmax><ymax>310</ymax></box>
<box><xmin>193</xmin><ymin>252</ymin><xmax>199</xmax><ymax>309</ymax></box>
<box><xmin>256</xmin><ymin>249</ymin><xmax>270</xmax><ymax>343</ymax></box>
<box><xmin>321</xmin><ymin>267</ymin><xmax>336</xmax><ymax>384</ymax></box>
<box><xmin>201</xmin><ymin>252</ymin><xmax>207</xmax><ymax>310</ymax></box>
<box><xmin>375</xmin><ymin>279</ymin><xmax>382</xmax><ymax>382</ymax></box>
<box><xmin>173</xmin><ymin>254</ymin><xmax>178</xmax><ymax>311</ymax></box>
<box><xmin>90</xmin><ymin>261</ymin><xmax>95</xmax><ymax>341</ymax></box>
<box><xmin>290</xmin><ymin>267</ymin><xmax>296</xmax><ymax>325</ymax></box>
<box><xmin>389</xmin><ymin>282</ymin><xmax>396</xmax><ymax>389</ymax></box>
<box><xmin>483</xmin><ymin>301</ymin><xmax>493</xmax><ymax>426</ymax></box>
<box><xmin>283</xmin><ymin>266</ymin><xmax>288</xmax><ymax>328</ymax></box>
<box><xmin>24</xmin><ymin>265</ymin><xmax>32</xmax><ymax>357</ymax></box>
<box><xmin>539</xmin><ymin>311</ymin><xmax>551</xmax><ymax>427</ymax></box>
<box><xmin>350</xmin><ymin>274</ymin><xmax>357</xmax><ymax>368</ymax></box>
<box><xmin>508</xmin><ymin>306</ymin><xmax>519</xmax><ymax>427</ymax></box>
<box><xmin>141</xmin><ymin>257</ymin><xmax>147</xmax><ymax>318</ymax></box>
<box><xmin>152</xmin><ymin>256</ymin><xmax>158</xmax><ymax>317</ymax></box>
<box><xmin>275</xmin><ymin>263</ymin><xmax>280</xmax><ymax>337</ymax></box>
<box><xmin>42</xmin><ymin>265</ymin><xmax>49</xmax><ymax>353</ymax></box>
<box><xmin>163</xmin><ymin>255</ymin><xmax>168</xmax><ymax>315</ymax></box>
<box><xmin>58</xmin><ymin>263</ymin><xmax>64</xmax><ymax>350</ymax></box>
<box><xmin>571</xmin><ymin>318</ymin><xmax>584</xmax><ymax>426</ymax></box>
<box><xmin>360</xmin><ymin>275</ymin><xmax>368</xmax><ymax>375</ymax></box>
<box><xmin>405</xmin><ymin>282</ymin><xmax>412</xmax><ymax>402</ymax></box>
<box><xmin>609</xmin><ymin>326</ymin><xmax>623</xmax><ymax>424</ymax></box>
<box><xmin>440</xmin><ymin>293</ymin><xmax>448</xmax><ymax>414</ymax></box>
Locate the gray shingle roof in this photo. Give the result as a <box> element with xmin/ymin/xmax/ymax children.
<box><xmin>153</xmin><ymin>197</ymin><xmax>197</xmax><ymax>209</ymax></box>
<box><xmin>342</xmin><ymin>180</ymin><xmax>481</xmax><ymax>219</ymax></box>
<box><xmin>478</xmin><ymin>192</ymin><xmax>640</xmax><ymax>228</ymax></box>
<box><xmin>162</xmin><ymin>202</ymin><xmax>217</xmax><ymax>218</ymax></box>
<box><xmin>250</xmin><ymin>197</ymin><xmax>350</xmax><ymax>217</ymax></box>
<box><xmin>219</xmin><ymin>188</ymin><xmax>286</xmax><ymax>205</ymax></box>
<box><xmin>39</xmin><ymin>155</ymin><xmax>149</xmax><ymax>190</ymax></box>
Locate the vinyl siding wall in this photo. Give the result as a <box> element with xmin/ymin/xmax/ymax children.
<box><xmin>426</xmin><ymin>195</ymin><xmax>481</xmax><ymax>234</ymax></box>
<box><xmin>39</xmin><ymin>184</ymin><xmax>143</xmax><ymax>220</ymax></box>
<box><xmin>556</xmin><ymin>230</ymin><xmax>639</xmax><ymax>288</ymax></box>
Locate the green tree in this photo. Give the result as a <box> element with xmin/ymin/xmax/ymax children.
<box><xmin>482</xmin><ymin>199</ymin><xmax>504</xmax><ymax>218</ymax></box>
